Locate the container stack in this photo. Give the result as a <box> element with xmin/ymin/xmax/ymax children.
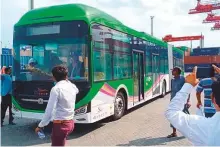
<box><xmin>184</xmin><ymin>47</ymin><xmax>220</xmax><ymax>72</ymax></box>
<box><xmin>191</xmin><ymin>47</ymin><xmax>220</xmax><ymax>56</ymax></box>
<box><xmin>1</xmin><ymin>48</ymin><xmax>13</xmax><ymax>68</ymax></box>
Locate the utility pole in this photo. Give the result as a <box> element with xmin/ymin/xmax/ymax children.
<box><xmin>190</xmin><ymin>40</ymin><xmax>192</xmax><ymax>49</ymax></box>
<box><xmin>200</xmin><ymin>38</ymin><xmax>202</xmax><ymax>48</ymax></box>
<box><xmin>29</xmin><ymin>0</ymin><xmax>34</xmax><ymax>10</ymax></box>
<box><xmin>200</xmin><ymin>33</ymin><xmax>204</xmax><ymax>48</ymax></box>
<box><xmin>150</xmin><ymin>16</ymin><xmax>154</xmax><ymax>36</ymax></box>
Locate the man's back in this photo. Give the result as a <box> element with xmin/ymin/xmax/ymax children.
<box><xmin>36</xmin><ymin>65</ymin><xmax>79</xmax><ymax>146</ymax></box>
<box><xmin>171</xmin><ymin>76</ymin><xmax>185</xmax><ymax>99</ymax></box>
<box><xmin>197</xmin><ymin>78</ymin><xmax>215</xmax><ymax>114</ymax></box>
<box><xmin>53</xmin><ymin>80</ymin><xmax>79</xmax><ymax>120</ymax></box>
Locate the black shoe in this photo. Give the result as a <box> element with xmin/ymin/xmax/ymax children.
<box><xmin>167</xmin><ymin>133</ymin><xmax>177</xmax><ymax>138</ymax></box>
<box><xmin>9</xmin><ymin>122</ymin><xmax>16</xmax><ymax>125</ymax></box>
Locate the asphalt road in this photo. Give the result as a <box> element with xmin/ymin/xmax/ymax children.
<box><xmin>1</xmin><ymin>90</ymin><xmax>199</xmax><ymax>146</ymax></box>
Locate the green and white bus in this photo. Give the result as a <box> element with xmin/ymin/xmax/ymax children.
<box><xmin>12</xmin><ymin>4</ymin><xmax>184</xmax><ymax>123</ymax></box>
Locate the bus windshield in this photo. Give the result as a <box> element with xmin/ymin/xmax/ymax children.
<box><xmin>13</xmin><ymin>21</ymin><xmax>89</xmax><ymax>81</ymax></box>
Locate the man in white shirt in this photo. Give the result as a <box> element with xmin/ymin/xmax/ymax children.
<box><xmin>35</xmin><ymin>65</ymin><xmax>79</xmax><ymax>146</ymax></box>
<box><xmin>165</xmin><ymin>65</ymin><xmax>220</xmax><ymax>146</ymax></box>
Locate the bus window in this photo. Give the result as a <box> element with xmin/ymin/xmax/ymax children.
<box><xmin>93</xmin><ymin>51</ymin><xmax>112</xmax><ymax>81</ymax></box>
<box><xmin>33</xmin><ymin>46</ymin><xmax>44</xmax><ymax>66</ymax></box>
<box><xmin>20</xmin><ymin>45</ymin><xmax>32</xmax><ymax>70</ymax></box>
<box><xmin>14</xmin><ymin>21</ymin><xmax>89</xmax><ymax>81</ymax></box>
<box><xmin>15</xmin><ymin>40</ymin><xmax>88</xmax><ymax>81</ymax></box>
<box><xmin>58</xmin><ymin>44</ymin><xmax>88</xmax><ymax>80</ymax></box>
<box><xmin>112</xmin><ymin>30</ymin><xmax>132</xmax><ymax>79</ymax></box>
<box><xmin>113</xmin><ymin>53</ymin><xmax>131</xmax><ymax>79</ymax></box>
<box><xmin>92</xmin><ymin>24</ymin><xmax>113</xmax><ymax>81</ymax></box>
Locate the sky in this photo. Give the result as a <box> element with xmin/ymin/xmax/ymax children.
<box><xmin>1</xmin><ymin>0</ymin><xmax>220</xmax><ymax>49</ymax></box>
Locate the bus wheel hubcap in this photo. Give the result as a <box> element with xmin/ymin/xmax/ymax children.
<box><xmin>116</xmin><ymin>96</ymin><xmax>123</xmax><ymax>115</ymax></box>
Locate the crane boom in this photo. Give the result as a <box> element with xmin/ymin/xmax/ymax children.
<box><xmin>189</xmin><ymin>0</ymin><xmax>220</xmax><ymax>14</ymax></box>
<box><xmin>211</xmin><ymin>22</ymin><xmax>220</xmax><ymax>30</ymax></box>
<box><xmin>162</xmin><ymin>35</ymin><xmax>204</xmax><ymax>42</ymax></box>
<box><xmin>188</xmin><ymin>0</ymin><xmax>220</xmax><ymax>31</ymax></box>
<box><xmin>203</xmin><ymin>13</ymin><xmax>220</xmax><ymax>23</ymax></box>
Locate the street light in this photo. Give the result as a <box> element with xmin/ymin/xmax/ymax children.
<box><xmin>150</xmin><ymin>16</ymin><xmax>154</xmax><ymax>36</ymax></box>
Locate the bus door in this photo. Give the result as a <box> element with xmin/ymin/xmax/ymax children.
<box><xmin>152</xmin><ymin>54</ymin><xmax>160</xmax><ymax>96</ymax></box>
<box><xmin>132</xmin><ymin>50</ymin><xmax>144</xmax><ymax>104</ymax></box>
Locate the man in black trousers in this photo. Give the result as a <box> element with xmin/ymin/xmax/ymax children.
<box><xmin>1</xmin><ymin>67</ymin><xmax>15</xmax><ymax>126</ymax></box>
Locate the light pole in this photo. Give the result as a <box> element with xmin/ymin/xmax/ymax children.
<box><xmin>200</xmin><ymin>33</ymin><xmax>204</xmax><ymax>48</ymax></box>
<box><xmin>29</xmin><ymin>0</ymin><xmax>34</xmax><ymax>10</ymax></box>
<box><xmin>150</xmin><ymin>16</ymin><xmax>154</xmax><ymax>36</ymax></box>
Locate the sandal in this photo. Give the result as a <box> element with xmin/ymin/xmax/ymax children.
<box><xmin>167</xmin><ymin>133</ymin><xmax>177</xmax><ymax>138</ymax></box>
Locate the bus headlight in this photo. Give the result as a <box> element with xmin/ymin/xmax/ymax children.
<box><xmin>75</xmin><ymin>105</ymin><xmax>87</xmax><ymax>116</ymax></box>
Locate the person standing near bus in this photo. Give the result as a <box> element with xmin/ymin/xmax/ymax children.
<box><xmin>196</xmin><ymin>78</ymin><xmax>216</xmax><ymax>118</ymax></box>
<box><xmin>167</xmin><ymin>67</ymin><xmax>190</xmax><ymax>138</ymax></box>
<box><xmin>35</xmin><ymin>65</ymin><xmax>79</xmax><ymax>146</ymax></box>
<box><xmin>196</xmin><ymin>64</ymin><xmax>219</xmax><ymax>118</ymax></box>
<box><xmin>1</xmin><ymin>67</ymin><xmax>15</xmax><ymax>126</ymax></box>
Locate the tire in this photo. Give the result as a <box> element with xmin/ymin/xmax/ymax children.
<box><xmin>112</xmin><ymin>92</ymin><xmax>126</xmax><ymax>120</ymax></box>
<box><xmin>161</xmin><ymin>81</ymin><xmax>166</xmax><ymax>98</ymax></box>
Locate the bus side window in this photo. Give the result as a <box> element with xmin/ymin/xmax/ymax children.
<box><xmin>93</xmin><ymin>53</ymin><xmax>105</xmax><ymax>81</ymax></box>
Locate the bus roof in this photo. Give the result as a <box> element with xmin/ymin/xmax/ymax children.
<box><xmin>15</xmin><ymin>4</ymin><xmax>183</xmax><ymax>54</ymax></box>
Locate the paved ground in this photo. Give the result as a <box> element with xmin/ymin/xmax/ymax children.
<box><xmin>1</xmin><ymin>90</ymin><xmax>198</xmax><ymax>146</ymax></box>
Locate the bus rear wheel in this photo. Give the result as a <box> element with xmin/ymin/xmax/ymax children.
<box><xmin>112</xmin><ymin>92</ymin><xmax>126</xmax><ymax>120</ymax></box>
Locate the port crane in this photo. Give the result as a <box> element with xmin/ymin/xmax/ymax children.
<box><xmin>189</xmin><ymin>0</ymin><xmax>220</xmax><ymax>30</ymax></box>
<box><xmin>202</xmin><ymin>13</ymin><xmax>220</xmax><ymax>30</ymax></box>
<box><xmin>162</xmin><ymin>34</ymin><xmax>204</xmax><ymax>49</ymax></box>
<box><xmin>189</xmin><ymin>0</ymin><xmax>220</xmax><ymax>14</ymax></box>
<box><xmin>162</xmin><ymin>35</ymin><xmax>204</xmax><ymax>42</ymax></box>
<box><xmin>211</xmin><ymin>21</ymin><xmax>220</xmax><ymax>30</ymax></box>
<box><xmin>203</xmin><ymin>13</ymin><xmax>220</xmax><ymax>23</ymax></box>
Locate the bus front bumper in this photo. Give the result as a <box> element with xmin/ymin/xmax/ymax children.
<box><xmin>12</xmin><ymin>104</ymin><xmax>92</xmax><ymax>124</ymax></box>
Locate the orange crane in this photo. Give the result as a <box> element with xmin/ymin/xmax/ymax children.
<box><xmin>189</xmin><ymin>0</ymin><xmax>220</xmax><ymax>14</ymax></box>
<box><xmin>203</xmin><ymin>13</ymin><xmax>220</xmax><ymax>23</ymax></box>
<box><xmin>162</xmin><ymin>35</ymin><xmax>204</xmax><ymax>42</ymax></box>
<box><xmin>162</xmin><ymin>34</ymin><xmax>204</xmax><ymax>49</ymax></box>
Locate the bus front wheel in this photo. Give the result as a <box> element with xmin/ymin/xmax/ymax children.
<box><xmin>112</xmin><ymin>92</ymin><xmax>126</xmax><ymax>120</ymax></box>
